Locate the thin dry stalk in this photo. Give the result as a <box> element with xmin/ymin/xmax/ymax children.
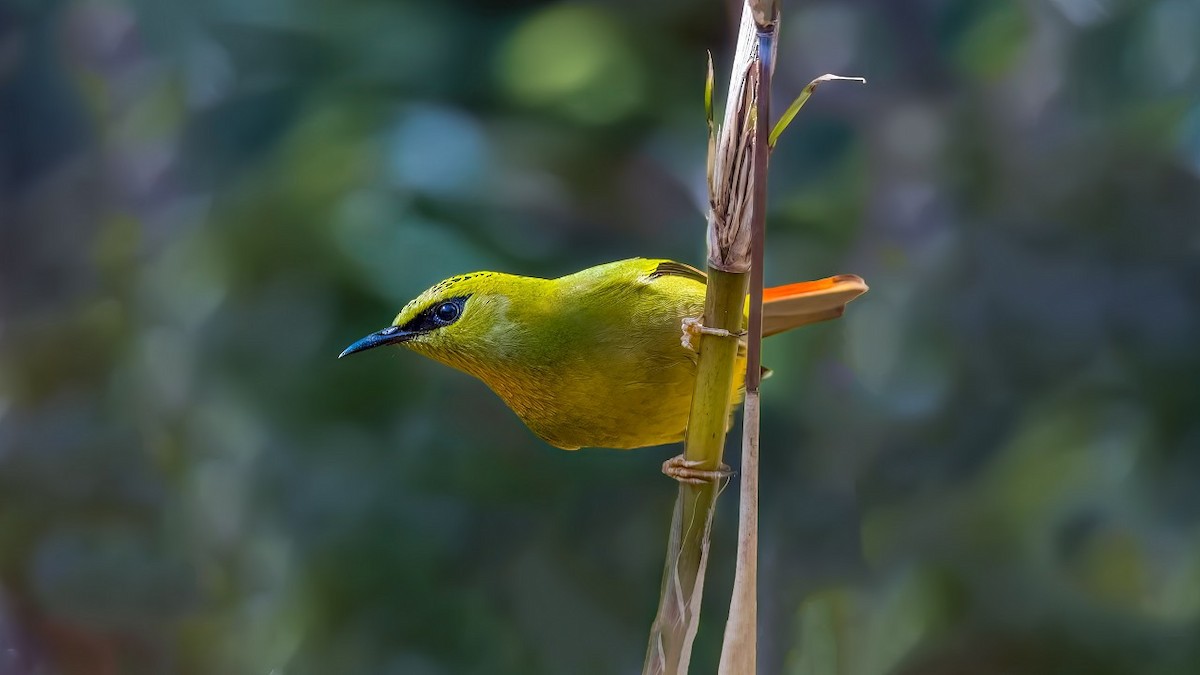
<box><xmin>718</xmin><ymin>1</ymin><xmax>777</xmax><ymax>670</ymax></box>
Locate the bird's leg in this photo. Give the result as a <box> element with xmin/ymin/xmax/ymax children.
<box><xmin>680</xmin><ymin>317</ymin><xmax>746</xmax><ymax>351</ymax></box>
<box><xmin>662</xmin><ymin>454</ymin><xmax>734</xmax><ymax>484</ymax></box>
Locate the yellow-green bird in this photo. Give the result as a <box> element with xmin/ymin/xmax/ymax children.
<box><xmin>340</xmin><ymin>258</ymin><xmax>866</xmax><ymax>451</ymax></box>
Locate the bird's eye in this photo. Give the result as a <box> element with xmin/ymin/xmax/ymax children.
<box><xmin>433</xmin><ymin>301</ymin><xmax>461</xmax><ymax>324</ymax></box>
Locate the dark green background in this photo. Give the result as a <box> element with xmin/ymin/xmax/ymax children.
<box><xmin>2</xmin><ymin>0</ymin><xmax>1199</xmax><ymax>673</ymax></box>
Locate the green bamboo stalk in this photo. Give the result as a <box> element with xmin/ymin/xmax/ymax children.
<box><xmin>643</xmin><ymin>5</ymin><xmax>762</xmax><ymax>674</ymax></box>
<box><xmin>644</xmin><ymin>270</ymin><xmax>748</xmax><ymax>675</ymax></box>
<box><xmin>684</xmin><ymin>268</ymin><xmax>750</xmax><ymax>468</ymax></box>
<box><xmin>641</xmin><ymin>0</ymin><xmax>866</xmax><ymax>663</ymax></box>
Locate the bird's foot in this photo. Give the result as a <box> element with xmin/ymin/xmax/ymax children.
<box><xmin>680</xmin><ymin>317</ymin><xmax>745</xmax><ymax>351</ymax></box>
<box><xmin>662</xmin><ymin>454</ymin><xmax>734</xmax><ymax>485</ymax></box>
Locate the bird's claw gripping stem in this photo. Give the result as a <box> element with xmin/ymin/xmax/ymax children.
<box><xmin>662</xmin><ymin>454</ymin><xmax>734</xmax><ymax>485</ymax></box>
<box><xmin>680</xmin><ymin>317</ymin><xmax>745</xmax><ymax>351</ymax></box>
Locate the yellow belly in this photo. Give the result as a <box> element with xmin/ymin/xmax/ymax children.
<box><xmin>484</xmin><ymin>351</ymin><xmax>748</xmax><ymax>450</ymax></box>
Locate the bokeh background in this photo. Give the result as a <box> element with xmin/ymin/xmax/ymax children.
<box><xmin>2</xmin><ymin>0</ymin><xmax>1199</xmax><ymax>673</ymax></box>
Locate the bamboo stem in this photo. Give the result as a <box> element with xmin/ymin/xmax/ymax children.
<box><xmin>684</xmin><ymin>268</ymin><xmax>751</xmax><ymax>469</ymax></box>
<box><xmin>643</xmin><ymin>0</ymin><xmax>866</xmax><ymax>669</ymax></box>
<box><xmin>644</xmin><ymin>269</ymin><xmax>748</xmax><ymax>675</ymax></box>
<box><xmin>643</xmin><ymin>4</ymin><xmax>762</xmax><ymax>673</ymax></box>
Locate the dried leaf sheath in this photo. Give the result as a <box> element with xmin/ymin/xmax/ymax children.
<box><xmin>708</xmin><ymin>63</ymin><xmax>758</xmax><ymax>274</ymax></box>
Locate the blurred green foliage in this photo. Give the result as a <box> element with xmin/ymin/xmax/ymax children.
<box><xmin>2</xmin><ymin>0</ymin><xmax>1199</xmax><ymax>673</ymax></box>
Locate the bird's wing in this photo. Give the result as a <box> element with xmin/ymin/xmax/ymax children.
<box><xmin>762</xmin><ymin>274</ymin><xmax>868</xmax><ymax>337</ymax></box>
<box><xmin>649</xmin><ymin>260</ymin><xmax>707</xmax><ymax>284</ymax></box>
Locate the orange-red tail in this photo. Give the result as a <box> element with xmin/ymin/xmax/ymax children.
<box><xmin>761</xmin><ymin>274</ymin><xmax>868</xmax><ymax>337</ymax></box>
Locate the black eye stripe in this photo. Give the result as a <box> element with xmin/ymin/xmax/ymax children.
<box><xmin>399</xmin><ymin>295</ymin><xmax>471</xmax><ymax>334</ymax></box>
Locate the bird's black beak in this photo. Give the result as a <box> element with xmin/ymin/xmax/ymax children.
<box><xmin>338</xmin><ymin>326</ymin><xmax>416</xmax><ymax>358</ymax></box>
